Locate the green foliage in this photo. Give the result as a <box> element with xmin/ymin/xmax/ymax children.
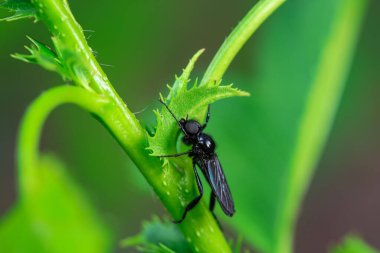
<box><xmin>10</xmin><ymin>34</ymin><xmax>99</xmax><ymax>91</ymax></box>
<box><xmin>0</xmin><ymin>155</ymin><xmax>112</xmax><ymax>253</ymax></box>
<box><xmin>0</xmin><ymin>0</ymin><xmax>36</xmax><ymax>21</ymax></box>
<box><xmin>209</xmin><ymin>0</ymin><xmax>368</xmax><ymax>252</ymax></box>
<box><xmin>121</xmin><ymin>217</ymin><xmax>191</xmax><ymax>253</ymax></box>
<box><xmin>0</xmin><ymin>86</ymin><xmax>112</xmax><ymax>253</ymax></box>
<box><xmin>330</xmin><ymin>235</ymin><xmax>379</xmax><ymax>253</ymax></box>
<box><xmin>120</xmin><ymin>218</ymin><xmax>250</xmax><ymax>253</ymax></box>
<box><xmin>2</xmin><ymin>0</ymin><xmax>116</xmax><ymax>93</ymax></box>
<box><xmin>148</xmin><ymin>49</ymin><xmax>249</xmax><ymax>158</ymax></box>
<box><xmin>0</xmin><ymin>205</ymin><xmax>45</xmax><ymax>252</ymax></box>
<box><xmin>12</xmin><ymin>36</ymin><xmax>69</xmax><ymax>79</ymax></box>
<box><xmin>0</xmin><ymin>0</ymin><xmax>370</xmax><ymax>252</ymax></box>
<box><xmin>145</xmin><ymin>50</ymin><xmax>248</xmax><ymax>253</ymax></box>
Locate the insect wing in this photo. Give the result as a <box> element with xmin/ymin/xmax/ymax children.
<box><xmin>202</xmin><ymin>154</ymin><xmax>235</xmax><ymax>216</ymax></box>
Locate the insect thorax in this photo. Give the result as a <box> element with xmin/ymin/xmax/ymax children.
<box><xmin>197</xmin><ymin>133</ymin><xmax>215</xmax><ymax>153</ymax></box>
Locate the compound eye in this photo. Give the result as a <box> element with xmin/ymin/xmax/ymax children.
<box><xmin>185</xmin><ymin>121</ymin><xmax>200</xmax><ymax>135</ymax></box>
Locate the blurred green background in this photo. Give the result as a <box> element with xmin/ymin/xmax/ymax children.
<box><xmin>0</xmin><ymin>0</ymin><xmax>379</xmax><ymax>252</ymax></box>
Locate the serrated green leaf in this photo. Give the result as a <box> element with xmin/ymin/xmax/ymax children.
<box><xmin>0</xmin><ymin>154</ymin><xmax>112</xmax><ymax>253</ymax></box>
<box><xmin>12</xmin><ymin>35</ymin><xmax>95</xmax><ymax>90</ymax></box>
<box><xmin>0</xmin><ymin>0</ymin><xmax>36</xmax><ymax>21</ymax></box>
<box><xmin>330</xmin><ymin>235</ymin><xmax>379</xmax><ymax>253</ymax></box>
<box><xmin>121</xmin><ymin>217</ymin><xmax>190</xmax><ymax>253</ymax></box>
<box><xmin>146</xmin><ymin>51</ymin><xmax>249</xmax><ymax>230</ymax></box>
<box><xmin>148</xmin><ymin>50</ymin><xmax>249</xmax><ymax>157</ymax></box>
<box><xmin>11</xmin><ymin>36</ymin><xmax>69</xmax><ymax>79</ymax></box>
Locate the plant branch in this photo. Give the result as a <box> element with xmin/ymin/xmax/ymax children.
<box><xmin>20</xmin><ymin>0</ymin><xmax>286</xmax><ymax>252</ymax></box>
<box><xmin>18</xmin><ymin>85</ymin><xmax>109</xmax><ymax>196</ymax></box>
<box><xmin>201</xmin><ymin>0</ymin><xmax>285</xmax><ymax>85</ymax></box>
<box><xmin>30</xmin><ymin>0</ymin><xmax>144</xmax><ymax>144</ymax></box>
<box><xmin>28</xmin><ymin>0</ymin><xmax>232</xmax><ymax>251</ymax></box>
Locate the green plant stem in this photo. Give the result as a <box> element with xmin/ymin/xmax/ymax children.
<box><xmin>27</xmin><ymin>0</ymin><xmax>284</xmax><ymax>252</ymax></box>
<box><xmin>18</xmin><ymin>84</ymin><xmax>231</xmax><ymax>252</ymax></box>
<box><xmin>18</xmin><ymin>85</ymin><xmax>108</xmax><ymax>196</ymax></box>
<box><xmin>30</xmin><ymin>0</ymin><xmax>145</xmax><ymax>150</ymax></box>
<box><xmin>201</xmin><ymin>0</ymin><xmax>285</xmax><ymax>85</ymax></box>
<box><xmin>30</xmin><ymin>0</ymin><xmax>113</xmax><ymax>95</ymax></box>
<box><xmin>29</xmin><ymin>0</ymin><xmax>160</xmax><ymax>206</ymax></box>
<box><xmin>29</xmin><ymin>0</ymin><xmax>230</xmax><ymax>251</ymax></box>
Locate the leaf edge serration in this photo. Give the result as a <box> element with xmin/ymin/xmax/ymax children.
<box><xmin>147</xmin><ymin>49</ymin><xmax>250</xmax><ymax>158</ymax></box>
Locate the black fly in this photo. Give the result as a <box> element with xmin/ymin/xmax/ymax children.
<box><xmin>158</xmin><ymin>99</ymin><xmax>235</xmax><ymax>223</ymax></box>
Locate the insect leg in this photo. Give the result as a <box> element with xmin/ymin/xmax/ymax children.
<box><xmin>209</xmin><ymin>193</ymin><xmax>216</xmax><ymax>212</ymax></box>
<box><xmin>202</xmin><ymin>105</ymin><xmax>211</xmax><ymax>129</ymax></box>
<box><xmin>173</xmin><ymin>162</ymin><xmax>203</xmax><ymax>224</ymax></box>
<box><xmin>156</xmin><ymin>151</ymin><xmax>190</xmax><ymax>158</ymax></box>
<box><xmin>209</xmin><ymin>193</ymin><xmax>223</xmax><ymax>230</ymax></box>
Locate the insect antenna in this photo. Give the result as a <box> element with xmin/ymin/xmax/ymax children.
<box><xmin>158</xmin><ymin>98</ymin><xmax>188</xmax><ymax>135</ymax></box>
